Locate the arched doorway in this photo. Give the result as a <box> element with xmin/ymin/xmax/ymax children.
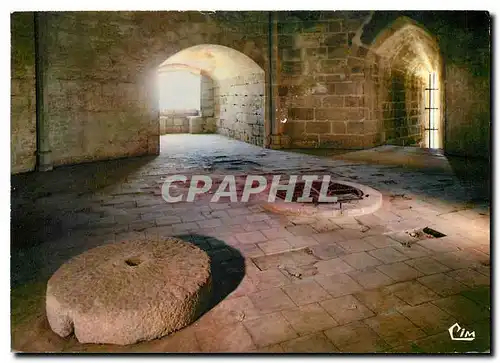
<box><xmin>370</xmin><ymin>17</ymin><xmax>443</xmax><ymax>150</ymax></box>
<box><xmin>157</xmin><ymin>44</ymin><xmax>266</xmax><ymax>149</ymax></box>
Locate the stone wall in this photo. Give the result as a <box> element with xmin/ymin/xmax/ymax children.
<box><xmin>439</xmin><ymin>15</ymin><xmax>490</xmax><ymax>158</ymax></box>
<box><xmin>159</xmin><ymin>114</ymin><xmax>190</xmax><ymax>134</ymax></box>
<box><xmin>33</xmin><ymin>11</ymin><xmax>269</xmax><ymax>168</ymax></box>
<box><xmin>215</xmin><ymin>72</ymin><xmax>265</xmax><ymax>146</ymax></box>
<box><xmin>445</xmin><ymin>64</ymin><xmax>490</xmax><ymax>158</ymax></box>
<box><xmin>201</xmin><ymin>74</ymin><xmax>215</xmax><ymax>118</ymax></box>
<box><xmin>275</xmin><ymin>12</ymin><xmax>373</xmax><ymax>149</ymax></box>
<box><xmin>377</xmin><ymin>66</ymin><xmax>425</xmax><ymax>147</ymax></box>
<box><xmin>11</xmin><ymin>12</ymin><xmax>37</xmax><ymax>173</ymax></box>
<box><xmin>159</xmin><ymin>114</ymin><xmax>216</xmax><ymax>135</ymax></box>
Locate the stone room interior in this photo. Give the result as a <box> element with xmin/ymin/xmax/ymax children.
<box><xmin>10</xmin><ymin>10</ymin><xmax>491</xmax><ymax>353</ymax></box>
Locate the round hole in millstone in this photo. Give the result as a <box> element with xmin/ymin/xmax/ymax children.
<box><xmin>45</xmin><ymin>238</ymin><xmax>212</xmax><ymax>345</ymax></box>
<box><xmin>125</xmin><ymin>256</ymin><xmax>142</xmax><ymax>266</ymax></box>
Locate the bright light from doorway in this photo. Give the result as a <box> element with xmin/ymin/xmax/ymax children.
<box><xmin>158</xmin><ymin>71</ymin><xmax>201</xmax><ymax>113</ymax></box>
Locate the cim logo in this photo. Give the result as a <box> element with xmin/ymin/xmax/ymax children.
<box><xmin>448</xmin><ymin>323</ymin><xmax>476</xmax><ymax>341</ymax></box>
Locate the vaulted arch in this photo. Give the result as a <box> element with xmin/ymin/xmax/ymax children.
<box><xmin>157</xmin><ymin>44</ymin><xmax>266</xmax><ymax>147</ymax></box>
<box><xmin>369</xmin><ymin>16</ymin><xmax>444</xmax><ymax>149</ymax></box>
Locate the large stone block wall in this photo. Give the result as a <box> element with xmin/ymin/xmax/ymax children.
<box><xmin>440</xmin><ymin>16</ymin><xmax>490</xmax><ymax>158</ymax></box>
<box><xmin>44</xmin><ymin>12</ymin><xmax>156</xmax><ymax>166</ymax></box>
<box><xmin>11</xmin><ymin>12</ymin><xmax>37</xmax><ymax>173</ymax></box>
<box><xmin>215</xmin><ymin>72</ymin><xmax>265</xmax><ymax>147</ymax></box>
<box><xmin>377</xmin><ymin>67</ymin><xmax>425</xmax><ymax>146</ymax></box>
<box><xmin>37</xmin><ymin>11</ymin><xmax>269</xmax><ymax>168</ymax></box>
<box><xmin>159</xmin><ymin>114</ymin><xmax>216</xmax><ymax>134</ymax></box>
<box><xmin>275</xmin><ymin>12</ymin><xmax>374</xmax><ymax>149</ymax></box>
<box><xmin>201</xmin><ymin>75</ymin><xmax>215</xmax><ymax>118</ymax></box>
<box><xmin>445</xmin><ymin>64</ymin><xmax>490</xmax><ymax>158</ymax></box>
<box><xmin>159</xmin><ymin>115</ymin><xmax>190</xmax><ymax>134</ymax></box>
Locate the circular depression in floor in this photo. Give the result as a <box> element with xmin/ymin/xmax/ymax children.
<box><xmin>257</xmin><ymin>178</ymin><xmax>382</xmax><ymax>218</ymax></box>
<box><xmin>160</xmin><ymin>174</ymin><xmax>382</xmax><ymax>218</ymax></box>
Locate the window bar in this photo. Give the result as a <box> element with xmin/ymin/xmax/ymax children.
<box><xmin>424</xmin><ymin>73</ymin><xmax>439</xmax><ymax>149</ymax></box>
<box><xmin>432</xmin><ymin>72</ymin><xmax>436</xmax><ymax>148</ymax></box>
<box><xmin>429</xmin><ymin>73</ymin><xmax>436</xmax><ymax>149</ymax></box>
<box><xmin>427</xmin><ymin>73</ymin><xmax>430</xmax><ymax>148</ymax></box>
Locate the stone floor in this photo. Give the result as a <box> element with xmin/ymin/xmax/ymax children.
<box><xmin>11</xmin><ymin>134</ymin><xmax>490</xmax><ymax>353</ymax></box>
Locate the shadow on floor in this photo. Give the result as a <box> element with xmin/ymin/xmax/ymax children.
<box><xmin>289</xmin><ymin>145</ymin><xmax>452</xmax><ymax>170</ymax></box>
<box><xmin>288</xmin><ymin>145</ymin><xmax>491</xmax><ymax>203</ymax></box>
<box><xmin>11</xmin><ymin>155</ymin><xmax>157</xmax><ymax>197</ymax></box>
<box><xmin>446</xmin><ymin>155</ymin><xmax>490</xmax><ymax>201</ymax></box>
<box><xmin>11</xmin><ymin>155</ymin><xmax>156</xmax><ymax>250</ymax></box>
<box><xmin>175</xmin><ymin>234</ymin><xmax>245</xmax><ymax>311</ymax></box>
<box><xmin>287</xmin><ymin>148</ymin><xmax>355</xmax><ymax>158</ymax></box>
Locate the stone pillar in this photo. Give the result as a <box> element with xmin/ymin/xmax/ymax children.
<box><xmin>146</xmin><ymin>69</ymin><xmax>160</xmax><ymax>155</ymax></box>
<box><xmin>200</xmin><ymin>74</ymin><xmax>214</xmax><ymax>118</ymax></box>
<box><xmin>264</xmin><ymin>12</ymin><xmax>275</xmax><ymax>148</ymax></box>
<box><xmin>267</xmin><ymin>12</ymin><xmax>286</xmax><ymax>149</ymax></box>
<box><xmin>34</xmin><ymin>12</ymin><xmax>53</xmax><ymax>171</ymax></box>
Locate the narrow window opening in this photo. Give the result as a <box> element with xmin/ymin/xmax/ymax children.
<box><xmin>425</xmin><ymin>72</ymin><xmax>438</xmax><ymax>149</ymax></box>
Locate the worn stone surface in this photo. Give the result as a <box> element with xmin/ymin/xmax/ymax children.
<box><xmin>46</xmin><ymin>238</ymin><xmax>212</xmax><ymax>345</ymax></box>
<box><xmin>11</xmin><ymin>134</ymin><xmax>490</xmax><ymax>353</ymax></box>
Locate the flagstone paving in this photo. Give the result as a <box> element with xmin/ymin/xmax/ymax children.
<box><xmin>11</xmin><ymin>134</ymin><xmax>490</xmax><ymax>353</ymax></box>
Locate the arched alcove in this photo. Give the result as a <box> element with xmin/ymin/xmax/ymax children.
<box><xmin>369</xmin><ymin>17</ymin><xmax>443</xmax><ymax>149</ymax></box>
<box><xmin>157</xmin><ymin>44</ymin><xmax>266</xmax><ymax>147</ymax></box>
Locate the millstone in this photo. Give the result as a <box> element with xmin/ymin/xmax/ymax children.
<box><xmin>46</xmin><ymin>238</ymin><xmax>212</xmax><ymax>345</ymax></box>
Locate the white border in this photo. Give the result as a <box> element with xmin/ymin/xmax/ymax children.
<box><xmin>2</xmin><ymin>1</ymin><xmax>499</xmax><ymax>11</ymax></box>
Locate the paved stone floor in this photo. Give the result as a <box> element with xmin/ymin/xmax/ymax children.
<box><xmin>11</xmin><ymin>134</ymin><xmax>490</xmax><ymax>353</ymax></box>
